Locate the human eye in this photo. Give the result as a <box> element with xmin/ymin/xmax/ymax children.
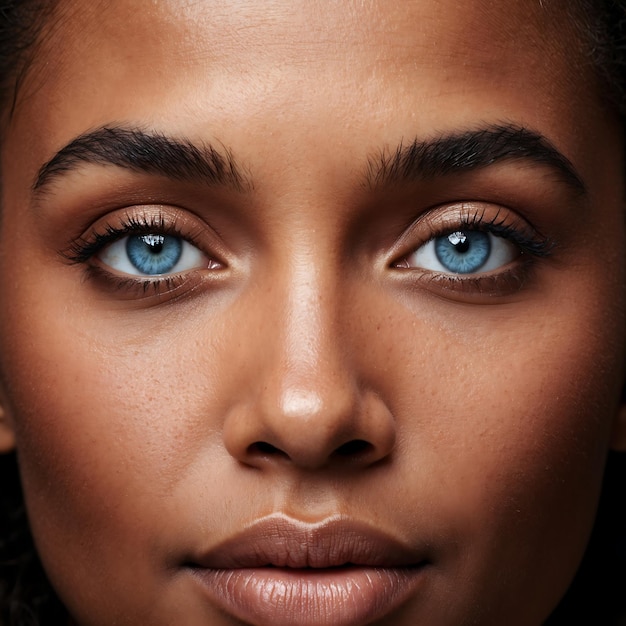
<box><xmin>100</xmin><ymin>233</ymin><xmax>207</xmax><ymax>277</ymax></box>
<box><xmin>62</xmin><ymin>208</ymin><xmax>224</xmax><ymax>299</ymax></box>
<box><xmin>405</xmin><ymin>230</ymin><xmax>516</xmax><ymax>275</ymax></box>
<box><xmin>391</xmin><ymin>204</ymin><xmax>554</xmax><ymax>298</ymax></box>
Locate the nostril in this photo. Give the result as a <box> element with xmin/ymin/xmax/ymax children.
<box><xmin>248</xmin><ymin>441</ymin><xmax>288</xmax><ymax>458</ymax></box>
<box><xmin>334</xmin><ymin>439</ymin><xmax>372</xmax><ymax>457</ymax></box>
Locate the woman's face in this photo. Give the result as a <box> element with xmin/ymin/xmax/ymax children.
<box><xmin>0</xmin><ymin>1</ymin><xmax>624</xmax><ymax>624</ymax></box>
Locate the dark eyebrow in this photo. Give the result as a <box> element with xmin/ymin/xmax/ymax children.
<box><xmin>364</xmin><ymin>124</ymin><xmax>586</xmax><ymax>195</ymax></box>
<box><xmin>33</xmin><ymin>125</ymin><xmax>251</xmax><ymax>193</ymax></box>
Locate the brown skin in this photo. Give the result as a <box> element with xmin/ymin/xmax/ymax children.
<box><xmin>0</xmin><ymin>0</ymin><xmax>625</xmax><ymax>624</ymax></box>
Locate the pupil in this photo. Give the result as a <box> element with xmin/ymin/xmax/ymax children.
<box><xmin>142</xmin><ymin>234</ymin><xmax>165</xmax><ymax>254</ymax></box>
<box><xmin>448</xmin><ymin>232</ymin><xmax>469</xmax><ymax>253</ymax></box>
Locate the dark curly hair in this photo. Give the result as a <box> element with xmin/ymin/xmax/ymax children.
<box><xmin>0</xmin><ymin>1</ymin><xmax>625</xmax><ymax>625</ymax></box>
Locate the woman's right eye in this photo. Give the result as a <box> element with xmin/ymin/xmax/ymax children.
<box><xmin>99</xmin><ymin>233</ymin><xmax>211</xmax><ymax>276</ymax></box>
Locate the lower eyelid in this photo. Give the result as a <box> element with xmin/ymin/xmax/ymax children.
<box><xmin>83</xmin><ymin>263</ymin><xmax>208</xmax><ymax>301</ymax></box>
<box><xmin>416</xmin><ymin>264</ymin><xmax>533</xmax><ymax>298</ymax></box>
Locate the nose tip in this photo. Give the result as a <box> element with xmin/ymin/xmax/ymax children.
<box><xmin>223</xmin><ymin>386</ymin><xmax>396</xmax><ymax>471</ymax></box>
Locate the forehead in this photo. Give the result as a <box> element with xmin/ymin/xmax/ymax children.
<box><xmin>50</xmin><ymin>0</ymin><xmax>573</xmax><ymax>65</ymax></box>
<box><xmin>22</xmin><ymin>0</ymin><xmax>588</xmax><ymax>121</ymax></box>
<box><xmin>6</xmin><ymin>0</ymin><xmax>613</xmax><ymax>199</ymax></box>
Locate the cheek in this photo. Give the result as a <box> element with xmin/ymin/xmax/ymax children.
<box><xmin>0</xmin><ymin>293</ymin><xmax>230</xmax><ymax>586</ymax></box>
<box><xmin>371</xmin><ymin>277</ymin><xmax>623</xmax><ymax>615</ymax></box>
<box><xmin>0</xmin><ymin>307</ymin><xmax>246</xmax><ymax>624</ymax></box>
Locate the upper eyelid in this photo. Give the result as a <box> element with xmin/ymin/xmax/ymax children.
<box><xmin>388</xmin><ymin>202</ymin><xmax>554</xmax><ymax>266</ymax></box>
<box><xmin>61</xmin><ymin>209</ymin><xmax>215</xmax><ymax>266</ymax></box>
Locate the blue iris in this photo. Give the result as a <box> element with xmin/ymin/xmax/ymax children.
<box><xmin>434</xmin><ymin>231</ymin><xmax>490</xmax><ymax>274</ymax></box>
<box><xmin>126</xmin><ymin>235</ymin><xmax>183</xmax><ymax>275</ymax></box>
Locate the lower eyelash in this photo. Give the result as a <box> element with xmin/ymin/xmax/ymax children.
<box><xmin>82</xmin><ymin>263</ymin><xmax>206</xmax><ymax>300</ymax></box>
<box><xmin>420</xmin><ymin>261</ymin><xmax>533</xmax><ymax>294</ymax></box>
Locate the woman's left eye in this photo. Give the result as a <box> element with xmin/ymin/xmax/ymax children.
<box><xmin>98</xmin><ymin>234</ymin><xmax>209</xmax><ymax>276</ymax></box>
<box><xmin>403</xmin><ymin>230</ymin><xmax>518</xmax><ymax>274</ymax></box>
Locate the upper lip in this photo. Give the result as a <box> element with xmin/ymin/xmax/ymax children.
<box><xmin>189</xmin><ymin>513</ymin><xmax>428</xmax><ymax>569</ymax></box>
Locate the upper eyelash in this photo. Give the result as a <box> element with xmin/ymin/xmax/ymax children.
<box><xmin>63</xmin><ymin>207</ymin><xmax>553</xmax><ymax>278</ymax></box>
<box><xmin>61</xmin><ymin>214</ymin><xmax>188</xmax><ymax>265</ymax></box>
<box><xmin>428</xmin><ymin>208</ymin><xmax>555</xmax><ymax>259</ymax></box>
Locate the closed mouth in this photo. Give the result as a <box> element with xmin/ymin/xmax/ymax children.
<box><xmin>185</xmin><ymin>513</ymin><xmax>431</xmax><ymax>626</ymax></box>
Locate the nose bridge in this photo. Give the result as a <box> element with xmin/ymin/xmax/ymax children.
<box><xmin>262</xmin><ymin>244</ymin><xmax>359</xmax><ymax>447</ymax></box>
<box><xmin>279</xmin><ymin>250</ymin><xmax>346</xmax><ymax>400</ymax></box>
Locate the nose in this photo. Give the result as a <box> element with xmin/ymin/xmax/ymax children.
<box><xmin>222</xmin><ymin>259</ymin><xmax>396</xmax><ymax>471</ymax></box>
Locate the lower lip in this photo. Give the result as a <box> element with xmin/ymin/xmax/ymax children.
<box><xmin>190</xmin><ymin>564</ymin><xmax>427</xmax><ymax>626</ymax></box>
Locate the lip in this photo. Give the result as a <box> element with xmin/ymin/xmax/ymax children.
<box><xmin>186</xmin><ymin>513</ymin><xmax>430</xmax><ymax>626</ymax></box>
